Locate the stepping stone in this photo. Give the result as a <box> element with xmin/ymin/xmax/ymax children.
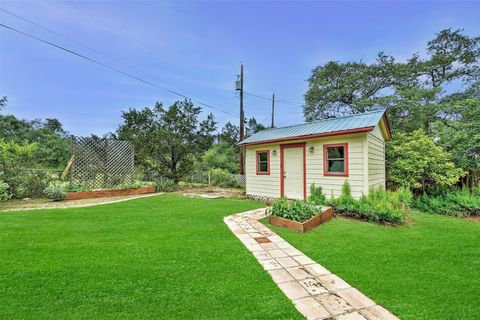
<box><xmin>276</xmin><ymin>256</ymin><xmax>300</xmax><ymax>268</ymax></box>
<box><xmin>268</xmin><ymin>269</ymin><xmax>295</xmax><ymax>283</ymax></box>
<box><xmin>336</xmin><ymin>311</ymin><xmax>368</xmax><ymax>320</ymax></box>
<box><xmin>317</xmin><ymin>274</ymin><xmax>351</xmax><ymax>291</ymax></box>
<box><xmin>260</xmin><ymin>259</ymin><xmax>282</xmax><ymax>270</ymax></box>
<box><xmin>293</xmin><ymin>297</ymin><xmax>331</xmax><ymax>320</ymax></box>
<box><xmin>316</xmin><ymin>293</ymin><xmax>353</xmax><ymax>315</ymax></box>
<box><xmin>277</xmin><ymin>281</ymin><xmax>310</xmax><ymax>300</ymax></box>
<box><xmin>299</xmin><ymin>277</ymin><xmax>328</xmax><ymax>295</ymax></box>
<box><xmin>293</xmin><ymin>255</ymin><xmax>316</xmax><ymax>265</ymax></box>
<box><xmin>336</xmin><ymin>288</ymin><xmax>375</xmax><ymax>309</ymax></box>
<box><xmin>268</xmin><ymin>249</ymin><xmax>289</xmax><ymax>258</ymax></box>
<box><xmin>286</xmin><ymin>266</ymin><xmax>312</xmax><ymax>280</ymax></box>
<box><xmin>252</xmin><ymin>250</ymin><xmax>272</xmax><ymax>260</ymax></box>
<box><xmin>304</xmin><ymin>263</ymin><xmax>331</xmax><ymax>277</ymax></box>
<box><xmin>358</xmin><ymin>305</ymin><xmax>400</xmax><ymax>320</ymax></box>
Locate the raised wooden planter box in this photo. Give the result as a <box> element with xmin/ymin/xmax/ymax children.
<box><xmin>268</xmin><ymin>206</ymin><xmax>334</xmax><ymax>233</ymax></box>
<box><xmin>67</xmin><ymin>186</ymin><xmax>156</xmax><ymax>200</ymax></box>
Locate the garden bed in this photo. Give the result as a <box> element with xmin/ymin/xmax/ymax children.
<box><xmin>268</xmin><ymin>206</ymin><xmax>333</xmax><ymax>233</ymax></box>
<box><xmin>67</xmin><ymin>185</ymin><xmax>156</xmax><ymax>200</ymax></box>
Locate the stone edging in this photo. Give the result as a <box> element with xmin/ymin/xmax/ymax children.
<box><xmin>224</xmin><ymin>208</ymin><xmax>400</xmax><ymax>320</ymax></box>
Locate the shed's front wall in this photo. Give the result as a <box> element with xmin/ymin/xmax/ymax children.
<box><xmin>245</xmin><ymin>132</ymin><xmax>370</xmax><ymax>200</ymax></box>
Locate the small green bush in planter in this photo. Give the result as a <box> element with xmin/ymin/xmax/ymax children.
<box><xmin>0</xmin><ymin>180</ymin><xmax>10</xmax><ymax>202</ymax></box>
<box><xmin>267</xmin><ymin>198</ymin><xmax>320</xmax><ymax>223</ymax></box>
<box><xmin>44</xmin><ymin>182</ymin><xmax>68</xmax><ymax>201</ymax></box>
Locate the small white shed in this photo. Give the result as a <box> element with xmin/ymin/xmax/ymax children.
<box><xmin>238</xmin><ymin>109</ymin><xmax>392</xmax><ymax>200</ymax></box>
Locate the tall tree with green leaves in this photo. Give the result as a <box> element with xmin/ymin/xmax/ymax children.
<box><xmin>117</xmin><ymin>99</ymin><xmax>217</xmax><ymax>182</ymax></box>
<box><xmin>304</xmin><ymin>29</ymin><xmax>480</xmax><ymax>133</ymax></box>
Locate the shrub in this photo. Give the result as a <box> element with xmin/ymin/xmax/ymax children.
<box><xmin>412</xmin><ymin>188</ymin><xmax>480</xmax><ymax>216</ymax></box>
<box><xmin>0</xmin><ymin>180</ymin><xmax>10</xmax><ymax>201</ymax></box>
<box><xmin>155</xmin><ymin>177</ymin><xmax>178</xmax><ymax>192</ymax></box>
<box><xmin>210</xmin><ymin>168</ymin><xmax>239</xmax><ymax>188</ymax></box>
<box><xmin>328</xmin><ymin>181</ymin><xmax>357</xmax><ymax>213</ymax></box>
<box><xmin>309</xmin><ymin>184</ymin><xmax>326</xmax><ymax>205</ymax></box>
<box><xmin>328</xmin><ymin>181</ymin><xmax>410</xmax><ymax>225</ymax></box>
<box><xmin>267</xmin><ymin>198</ymin><xmax>320</xmax><ymax>222</ymax></box>
<box><xmin>44</xmin><ymin>182</ymin><xmax>67</xmax><ymax>201</ymax></box>
<box><xmin>386</xmin><ymin>130</ymin><xmax>465</xmax><ymax>192</ymax></box>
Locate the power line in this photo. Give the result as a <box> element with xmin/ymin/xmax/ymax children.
<box><xmin>245</xmin><ymin>91</ymin><xmax>304</xmax><ymax>107</ymax></box>
<box><xmin>0</xmin><ymin>22</ymin><xmax>238</xmax><ymax>117</ymax></box>
<box><xmin>0</xmin><ymin>8</ymin><xmax>220</xmax><ymax>106</ymax></box>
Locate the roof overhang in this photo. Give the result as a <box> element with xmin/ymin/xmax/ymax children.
<box><xmin>238</xmin><ymin>127</ymin><xmax>374</xmax><ymax>147</ymax></box>
<box><xmin>380</xmin><ymin>113</ymin><xmax>393</xmax><ymax>142</ymax></box>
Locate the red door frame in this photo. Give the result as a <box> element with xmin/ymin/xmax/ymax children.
<box><xmin>280</xmin><ymin>142</ymin><xmax>307</xmax><ymax>200</ymax></box>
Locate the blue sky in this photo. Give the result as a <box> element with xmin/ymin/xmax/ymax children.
<box><xmin>1</xmin><ymin>1</ymin><xmax>479</xmax><ymax>136</ymax></box>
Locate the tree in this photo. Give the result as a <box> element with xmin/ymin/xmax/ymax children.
<box><xmin>434</xmin><ymin>83</ymin><xmax>480</xmax><ymax>186</ymax></box>
<box><xmin>304</xmin><ymin>29</ymin><xmax>480</xmax><ymax>133</ymax></box>
<box><xmin>386</xmin><ymin>130</ymin><xmax>465</xmax><ymax>193</ymax></box>
<box><xmin>200</xmin><ymin>142</ymin><xmax>239</xmax><ymax>174</ymax></box>
<box><xmin>218</xmin><ymin>121</ymin><xmax>239</xmax><ymax>146</ymax></box>
<box><xmin>117</xmin><ymin>99</ymin><xmax>217</xmax><ymax>182</ymax></box>
<box><xmin>0</xmin><ymin>96</ymin><xmax>6</xmax><ymax>111</ymax></box>
<box><xmin>0</xmin><ymin>99</ymin><xmax>70</xmax><ymax>169</ymax></box>
<box><xmin>246</xmin><ymin>117</ymin><xmax>267</xmax><ymax>137</ymax></box>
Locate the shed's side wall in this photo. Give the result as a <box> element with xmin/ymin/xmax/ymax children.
<box><xmin>245</xmin><ymin>132</ymin><xmax>368</xmax><ymax>200</ymax></box>
<box><xmin>367</xmin><ymin>125</ymin><xmax>386</xmax><ymax>190</ymax></box>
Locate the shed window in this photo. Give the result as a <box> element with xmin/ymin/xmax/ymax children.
<box><xmin>256</xmin><ymin>150</ymin><xmax>270</xmax><ymax>175</ymax></box>
<box><xmin>324</xmin><ymin>143</ymin><xmax>348</xmax><ymax>176</ymax></box>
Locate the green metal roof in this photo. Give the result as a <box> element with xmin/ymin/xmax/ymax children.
<box><xmin>238</xmin><ymin>109</ymin><xmax>387</xmax><ymax>146</ymax></box>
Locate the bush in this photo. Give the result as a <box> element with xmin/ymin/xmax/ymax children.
<box><xmin>309</xmin><ymin>184</ymin><xmax>326</xmax><ymax>205</ymax></box>
<box><xmin>412</xmin><ymin>188</ymin><xmax>480</xmax><ymax>216</ymax></box>
<box><xmin>44</xmin><ymin>182</ymin><xmax>67</xmax><ymax>201</ymax></box>
<box><xmin>155</xmin><ymin>177</ymin><xmax>178</xmax><ymax>192</ymax></box>
<box><xmin>210</xmin><ymin>168</ymin><xmax>239</xmax><ymax>188</ymax></box>
<box><xmin>0</xmin><ymin>180</ymin><xmax>10</xmax><ymax>201</ymax></box>
<box><xmin>328</xmin><ymin>182</ymin><xmax>411</xmax><ymax>225</ymax></box>
<box><xmin>267</xmin><ymin>197</ymin><xmax>320</xmax><ymax>222</ymax></box>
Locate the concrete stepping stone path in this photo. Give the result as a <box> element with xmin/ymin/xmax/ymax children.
<box><xmin>224</xmin><ymin>208</ymin><xmax>400</xmax><ymax>320</ymax></box>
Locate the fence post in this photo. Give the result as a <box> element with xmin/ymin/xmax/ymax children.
<box><xmin>208</xmin><ymin>171</ymin><xmax>211</xmax><ymax>186</ymax></box>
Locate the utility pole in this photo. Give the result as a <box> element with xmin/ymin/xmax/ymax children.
<box><xmin>271</xmin><ymin>92</ymin><xmax>275</xmax><ymax>128</ymax></box>
<box><xmin>236</xmin><ymin>63</ymin><xmax>245</xmax><ymax>175</ymax></box>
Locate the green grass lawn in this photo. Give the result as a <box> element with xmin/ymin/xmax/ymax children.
<box><xmin>269</xmin><ymin>212</ymin><xmax>480</xmax><ymax>320</ymax></box>
<box><xmin>0</xmin><ymin>195</ymin><xmax>302</xmax><ymax>320</ymax></box>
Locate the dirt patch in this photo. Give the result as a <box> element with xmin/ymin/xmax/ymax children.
<box><xmin>176</xmin><ymin>186</ymin><xmax>245</xmax><ymax>199</ymax></box>
<box><xmin>464</xmin><ymin>216</ymin><xmax>480</xmax><ymax>222</ymax></box>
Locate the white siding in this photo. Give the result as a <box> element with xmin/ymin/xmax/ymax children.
<box><xmin>245</xmin><ymin>144</ymin><xmax>281</xmax><ymax>198</ymax></box>
<box><xmin>306</xmin><ymin>134</ymin><xmax>366</xmax><ymax>199</ymax></box>
<box><xmin>245</xmin><ymin>132</ymin><xmax>370</xmax><ymax>200</ymax></box>
<box><xmin>367</xmin><ymin>125</ymin><xmax>386</xmax><ymax>190</ymax></box>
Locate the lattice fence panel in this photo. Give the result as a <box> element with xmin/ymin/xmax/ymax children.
<box><xmin>70</xmin><ymin>137</ymin><xmax>134</xmax><ymax>189</ymax></box>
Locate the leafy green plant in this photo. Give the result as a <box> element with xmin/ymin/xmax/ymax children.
<box><xmin>309</xmin><ymin>184</ymin><xmax>326</xmax><ymax>205</ymax></box>
<box><xmin>155</xmin><ymin>177</ymin><xmax>178</xmax><ymax>192</ymax></box>
<box><xmin>267</xmin><ymin>198</ymin><xmax>320</xmax><ymax>222</ymax></box>
<box><xmin>0</xmin><ymin>180</ymin><xmax>10</xmax><ymax>201</ymax></box>
<box><xmin>210</xmin><ymin>168</ymin><xmax>239</xmax><ymax>188</ymax></box>
<box><xmin>44</xmin><ymin>182</ymin><xmax>67</xmax><ymax>201</ymax></box>
<box><xmin>328</xmin><ymin>181</ymin><xmax>411</xmax><ymax>225</ymax></box>
<box><xmin>412</xmin><ymin>188</ymin><xmax>480</xmax><ymax>216</ymax></box>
